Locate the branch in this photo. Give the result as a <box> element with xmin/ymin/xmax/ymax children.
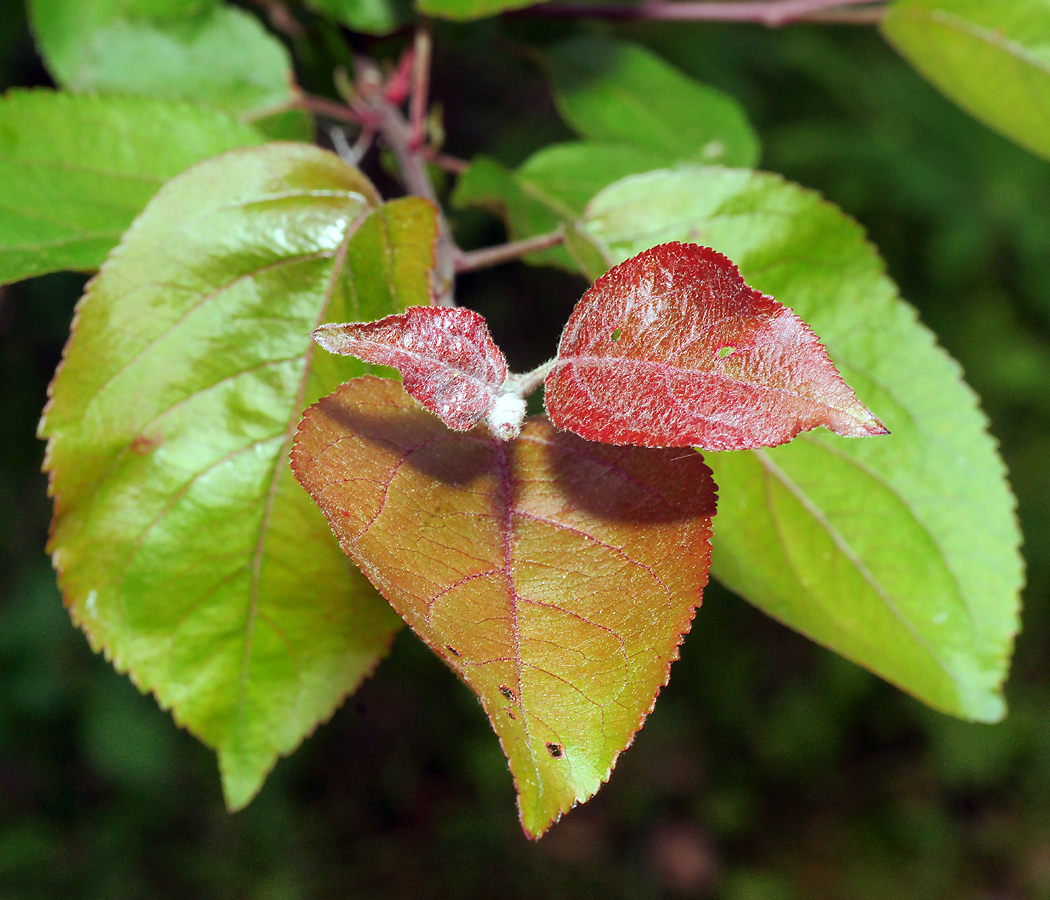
<box><xmin>525</xmin><ymin>0</ymin><xmax>886</xmax><ymax>25</ymax></box>
<box><xmin>357</xmin><ymin>44</ymin><xmax>458</xmax><ymax>307</ymax></box>
<box><xmin>454</xmin><ymin>230</ymin><xmax>566</xmax><ymax>273</ymax></box>
<box><xmin>409</xmin><ymin>28</ymin><xmax>432</xmax><ymax>149</ymax></box>
<box><xmin>244</xmin><ymin>93</ymin><xmax>379</xmax><ymax>128</ymax></box>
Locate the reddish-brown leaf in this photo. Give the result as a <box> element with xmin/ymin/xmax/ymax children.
<box><xmin>545</xmin><ymin>242</ymin><xmax>888</xmax><ymax>450</ymax></box>
<box><xmin>312</xmin><ymin>306</ymin><xmax>509</xmax><ymax>432</ymax></box>
<box><xmin>291</xmin><ymin>376</ymin><xmax>717</xmax><ymax>838</ymax></box>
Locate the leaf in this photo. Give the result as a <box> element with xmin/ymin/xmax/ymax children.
<box><xmin>882</xmin><ymin>0</ymin><xmax>1050</xmax><ymax>162</ymax></box>
<box><xmin>585</xmin><ymin>167</ymin><xmax>1023</xmax><ymax>722</ymax></box>
<box><xmin>306</xmin><ymin>0</ymin><xmax>412</xmax><ymax>35</ymax></box>
<box><xmin>0</xmin><ymin>90</ymin><xmax>264</xmax><ymax>285</ymax></box>
<box><xmin>28</xmin><ymin>0</ymin><xmax>306</xmax><ymax>137</ymax></box>
<box><xmin>542</xmin><ymin>37</ymin><xmax>760</xmax><ymax>168</ymax></box>
<box><xmin>313</xmin><ymin>306</ymin><xmax>526</xmax><ymax>438</ymax></box>
<box><xmin>416</xmin><ymin>0</ymin><xmax>541</xmax><ymax>21</ymax></box>
<box><xmin>453</xmin><ymin>145</ymin><xmax>658</xmax><ymax>278</ymax></box>
<box><xmin>545</xmin><ymin>242</ymin><xmax>887</xmax><ymax>450</ymax></box>
<box><xmin>291</xmin><ymin>375</ymin><xmax>717</xmax><ymax>838</ymax></box>
<box><xmin>40</xmin><ymin>143</ymin><xmax>440</xmax><ymax>809</ymax></box>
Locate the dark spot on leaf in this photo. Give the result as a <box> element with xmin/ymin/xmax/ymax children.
<box><xmin>446</xmin><ymin>645</ymin><xmax>460</xmax><ymax>657</ymax></box>
<box><xmin>506</xmin><ymin>709</ymin><xmax>516</xmax><ymax>720</ymax></box>
<box><xmin>546</xmin><ymin>742</ymin><xmax>563</xmax><ymax>758</ymax></box>
<box><xmin>611</xmin><ymin>328</ymin><xmax>622</xmax><ymax>342</ymax></box>
<box><xmin>130</xmin><ymin>434</ymin><xmax>161</xmax><ymax>454</ymax></box>
<box><xmin>716</xmin><ymin>346</ymin><xmax>734</xmax><ymax>359</ymax></box>
<box><xmin>499</xmin><ymin>685</ymin><xmax>515</xmax><ymax>701</ymax></box>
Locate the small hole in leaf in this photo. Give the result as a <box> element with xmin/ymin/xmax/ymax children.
<box><xmin>611</xmin><ymin>328</ymin><xmax>622</xmax><ymax>342</ymax></box>
<box><xmin>546</xmin><ymin>742</ymin><xmax>563</xmax><ymax>758</ymax></box>
<box><xmin>507</xmin><ymin>710</ymin><xmax>516</xmax><ymax>720</ymax></box>
<box><xmin>717</xmin><ymin>346</ymin><xmax>734</xmax><ymax>359</ymax></box>
<box><xmin>446</xmin><ymin>645</ymin><xmax>461</xmax><ymax>657</ymax></box>
<box><xmin>499</xmin><ymin>685</ymin><xmax>516</xmax><ymax>702</ymax></box>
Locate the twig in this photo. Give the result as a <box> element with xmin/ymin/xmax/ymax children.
<box><xmin>454</xmin><ymin>230</ymin><xmax>566</xmax><ymax>273</ymax></box>
<box><xmin>329</xmin><ymin>126</ymin><xmax>375</xmax><ymax>165</ymax></box>
<box><xmin>409</xmin><ymin>28</ymin><xmax>432</xmax><ymax>150</ymax></box>
<box><xmin>526</xmin><ymin>0</ymin><xmax>885</xmax><ymax>25</ymax></box>
<box><xmin>424</xmin><ymin>149</ymin><xmax>470</xmax><ymax>174</ymax></box>
<box><xmin>243</xmin><ymin>93</ymin><xmax>379</xmax><ymax>128</ymax></box>
<box><xmin>358</xmin><ymin>44</ymin><xmax>458</xmax><ymax>306</ymax></box>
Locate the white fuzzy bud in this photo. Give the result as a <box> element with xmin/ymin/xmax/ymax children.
<box><xmin>485</xmin><ymin>392</ymin><xmax>527</xmax><ymax>441</ymax></box>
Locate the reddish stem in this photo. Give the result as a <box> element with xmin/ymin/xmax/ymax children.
<box><xmin>455</xmin><ymin>230</ymin><xmax>566</xmax><ymax>273</ymax></box>
<box><xmin>527</xmin><ymin>0</ymin><xmax>885</xmax><ymax>25</ymax></box>
<box><xmin>409</xmin><ymin>28</ymin><xmax>433</xmax><ymax>150</ymax></box>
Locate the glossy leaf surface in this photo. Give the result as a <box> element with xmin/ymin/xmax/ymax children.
<box><xmin>542</xmin><ymin>38</ymin><xmax>760</xmax><ymax>168</ymax></box>
<box><xmin>292</xmin><ymin>376</ymin><xmax>717</xmax><ymax>838</ymax></box>
<box><xmin>29</xmin><ymin>0</ymin><xmax>304</xmax><ymax>137</ymax></box>
<box><xmin>547</xmin><ymin>242</ymin><xmax>887</xmax><ymax>450</ymax></box>
<box><xmin>0</xmin><ymin>90</ymin><xmax>263</xmax><ymax>285</ymax></box>
<box><xmin>883</xmin><ymin>0</ymin><xmax>1050</xmax><ymax>162</ymax></box>
<box><xmin>41</xmin><ymin>144</ymin><xmax>440</xmax><ymax>809</ymax></box>
<box><xmin>313</xmin><ymin>307</ymin><xmax>509</xmax><ymax>432</ymax></box>
<box><xmin>585</xmin><ymin>167</ymin><xmax>1022</xmax><ymax>722</ymax></box>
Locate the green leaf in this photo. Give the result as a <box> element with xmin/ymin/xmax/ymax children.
<box><xmin>40</xmin><ymin>144</ymin><xmax>440</xmax><ymax>808</ymax></box>
<box><xmin>0</xmin><ymin>90</ymin><xmax>264</xmax><ymax>285</ymax></box>
<box><xmin>882</xmin><ymin>0</ymin><xmax>1050</xmax><ymax>162</ymax></box>
<box><xmin>542</xmin><ymin>37</ymin><xmax>760</xmax><ymax>168</ymax></box>
<box><xmin>28</xmin><ymin>0</ymin><xmax>305</xmax><ymax>135</ymax></box>
<box><xmin>453</xmin><ymin>144</ymin><xmax>665</xmax><ymax>277</ymax></box>
<box><xmin>306</xmin><ymin>0</ymin><xmax>412</xmax><ymax>35</ymax></box>
<box><xmin>291</xmin><ymin>376</ymin><xmax>717</xmax><ymax>838</ymax></box>
<box><xmin>416</xmin><ymin>0</ymin><xmax>538</xmax><ymax>21</ymax></box>
<box><xmin>585</xmin><ymin>167</ymin><xmax>1023</xmax><ymax>722</ymax></box>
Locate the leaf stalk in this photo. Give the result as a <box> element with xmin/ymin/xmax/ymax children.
<box><xmin>522</xmin><ymin>0</ymin><xmax>886</xmax><ymax>25</ymax></box>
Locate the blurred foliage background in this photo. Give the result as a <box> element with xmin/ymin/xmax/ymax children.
<box><xmin>4</xmin><ymin>4</ymin><xmax>1050</xmax><ymax>898</ymax></box>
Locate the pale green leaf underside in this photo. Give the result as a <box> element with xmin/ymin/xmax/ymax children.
<box><xmin>40</xmin><ymin>144</ymin><xmax>440</xmax><ymax>808</ymax></box>
<box><xmin>585</xmin><ymin>167</ymin><xmax>1022</xmax><ymax>722</ymax></box>
<box><xmin>882</xmin><ymin>0</ymin><xmax>1050</xmax><ymax>162</ymax></box>
<box><xmin>0</xmin><ymin>90</ymin><xmax>264</xmax><ymax>285</ymax></box>
<box><xmin>542</xmin><ymin>37</ymin><xmax>760</xmax><ymax>169</ymax></box>
<box><xmin>29</xmin><ymin>0</ymin><xmax>303</xmax><ymax>136</ymax></box>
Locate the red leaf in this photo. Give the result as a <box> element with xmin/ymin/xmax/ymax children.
<box><xmin>545</xmin><ymin>242</ymin><xmax>888</xmax><ymax>450</ymax></box>
<box><xmin>291</xmin><ymin>376</ymin><xmax>717</xmax><ymax>838</ymax></box>
<box><xmin>312</xmin><ymin>306</ymin><xmax>514</xmax><ymax>433</ymax></box>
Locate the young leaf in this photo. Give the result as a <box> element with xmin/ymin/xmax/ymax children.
<box><xmin>40</xmin><ymin>144</ymin><xmax>439</xmax><ymax>810</ymax></box>
<box><xmin>313</xmin><ymin>307</ymin><xmax>525</xmax><ymax>438</ymax></box>
<box><xmin>882</xmin><ymin>0</ymin><xmax>1050</xmax><ymax>163</ymax></box>
<box><xmin>28</xmin><ymin>0</ymin><xmax>306</xmax><ymax>138</ymax></box>
<box><xmin>542</xmin><ymin>37</ymin><xmax>760</xmax><ymax>168</ymax></box>
<box><xmin>291</xmin><ymin>376</ymin><xmax>717</xmax><ymax>839</ymax></box>
<box><xmin>585</xmin><ymin>167</ymin><xmax>1023</xmax><ymax>722</ymax></box>
<box><xmin>0</xmin><ymin>90</ymin><xmax>264</xmax><ymax>285</ymax></box>
<box><xmin>546</xmin><ymin>242</ymin><xmax>887</xmax><ymax>450</ymax></box>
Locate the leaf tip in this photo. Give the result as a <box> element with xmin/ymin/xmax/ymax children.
<box><xmin>310</xmin><ymin>323</ymin><xmax>349</xmax><ymax>355</ymax></box>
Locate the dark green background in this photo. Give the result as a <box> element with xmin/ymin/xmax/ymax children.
<box><xmin>3</xmin><ymin>5</ymin><xmax>1050</xmax><ymax>897</ymax></box>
